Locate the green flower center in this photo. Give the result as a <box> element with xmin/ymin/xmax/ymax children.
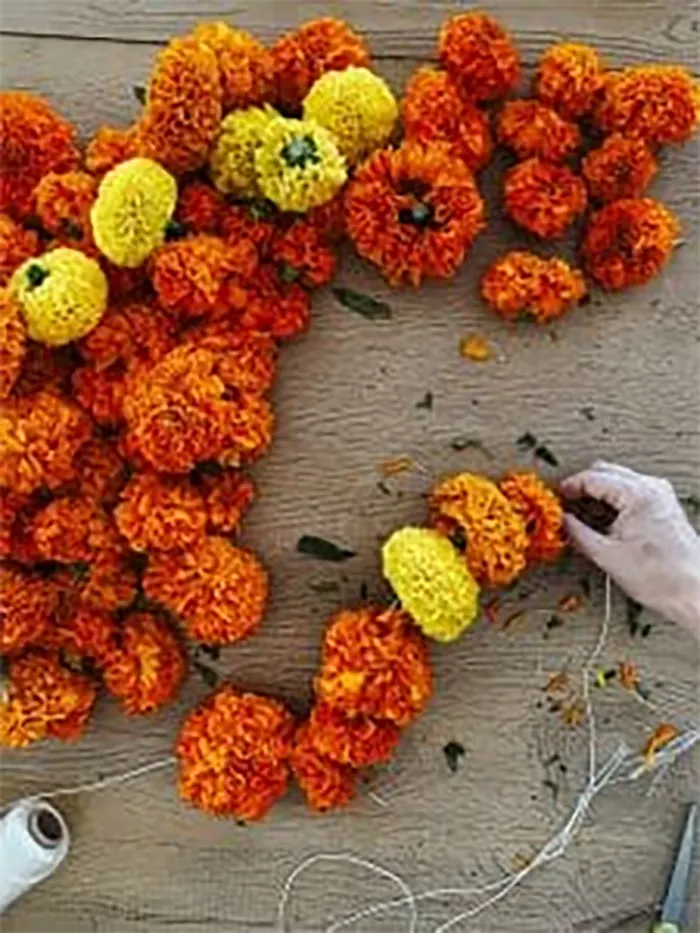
<box><xmin>399</xmin><ymin>201</ymin><xmax>435</xmax><ymax>227</ymax></box>
<box><xmin>281</xmin><ymin>135</ymin><xmax>321</xmax><ymax>169</ymax></box>
<box><xmin>165</xmin><ymin>219</ymin><xmax>188</xmax><ymax>241</ymax></box>
<box><xmin>25</xmin><ymin>263</ymin><xmax>49</xmax><ymax>290</ymax></box>
<box><xmin>279</xmin><ymin>263</ymin><xmax>301</xmax><ymax>284</ymax></box>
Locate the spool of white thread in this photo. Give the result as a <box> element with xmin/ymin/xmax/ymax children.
<box><xmin>0</xmin><ymin>800</ymin><xmax>70</xmax><ymax>913</ymax></box>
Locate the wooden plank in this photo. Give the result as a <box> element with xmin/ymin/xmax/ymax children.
<box><xmin>1</xmin><ymin>12</ymin><xmax>699</xmax><ymax>933</ymax></box>
<box><xmin>0</xmin><ymin>0</ymin><xmax>698</xmax><ymax>68</ymax></box>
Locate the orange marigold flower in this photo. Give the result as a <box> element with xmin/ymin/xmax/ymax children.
<box><xmin>28</xmin><ymin>494</ymin><xmax>105</xmax><ymax>563</ymax></box>
<box><xmin>103</xmin><ymin>612</ymin><xmax>186</xmax><ymax>715</ymax></box>
<box><xmin>197</xmin><ymin>469</ymin><xmax>255</xmax><ymax>535</ymax></box>
<box><xmin>307</xmin><ymin>702</ymin><xmax>400</xmax><ymax>767</ymax></box>
<box><xmin>220</xmin><ymin>203</ymin><xmax>278</xmax><ymax>256</ymax></box>
<box><xmin>45</xmin><ymin>606</ymin><xmax>118</xmax><ymax>666</ymax></box>
<box><xmin>595</xmin><ymin>65</ymin><xmax>700</xmax><ymax>146</ymax></box>
<box><xmin>192</xmin><ymin>22</ymin><xmax>274</xmax><ymax>111</ymax></box>
<box><xmin>0</xmin><ymin>651</ymin><xmax>97</xmax><ymax>748</ymax></box>
<box><xmin>535</xmin><ymin>43</ymin><xmax>606</xmax><ymax>120</ymax></box>
<box><xmin>481</xmin><ymin>250</ymin><xmax>587</xmax><ymax>323</ymax></box>
<box><xmin>643</xmin><ymin>722</ymin><xmax>678</xmax><ymax>765</ymax></box>
<box><xmin>499</xmin><ymin>471</ymin><xmax>566</xmax><ymax>563</ymax></box>
<box><xmin>0</xmin><ymin>489</ymin><xmax>29</xmax><ymax>559</ymax></box>
<box><xmin>581</xmin><ymin>198</ymin><xmax>680</xmax><ymax>291</ymax></box>
<box><xmin>503</xmin><ymin>158</ymin><xmax>587</xmax><ymax>239</ymax></box>
<box><xmin>272</xmin><ymin>17</ymin><xmax>370</xmax><ymax>112</ymax></box>
<box><xmin>582</xmin><ymin>134</ymin><xmax>658</xmax><ymax>203</ymax></box>
<box><xmin>73</xmin><ymin>438</ymin><xmax>127</xmax><ymax>507</ymax></box>
<box><xmin>496</xmin><ymin>100</ymin><xmax>581</xmax><ymax>162</ymax></box>
<box><xmin>71</xmin><ymin>549</ymin><xmax>138</xmax><ymax>613</ymax></box>
<box><xmin>305</xmin><ymin>194</ymin><xmax>346</xmax><ymax>243</ymax></box>
<box><xmin>0</xmin><ymin>563</ymin><xmax>57</xmax><ymax>655</ymax></box>
<box><xmin>33</xmin><ymin>171</ymin><xmax>98</xmax><ymax>249</ymax></box>
<box><xmin>429</xmin><ymin>472</ymin><xmax>529</xmax><ymax>587</ymax></box>
<box><xmin>144</xmin><ymin>536</ymin><xmax>268</xmax><ymax>646</ymax></box>
<box><xmin>0</xmin><ymin>291</ymin><xmax>27</xmax><ymax>400</ymax></box>
<box><xmin>183</xmin><ymin>321</ymin><xmax>278</xmax><ymax>394</ymax></box>
<box><xmin>270</xmin><ymin>222</ymin><xmax>337</xmax><ymax>288</ymax></box>
<box><xmin>438</xmin><ymin>12</ymin><xmax>520</xmax><ymax>102</ymax></box>
<box><xmin>176</xmin><ymin>684</ymin><xmax>294</xmax><ymax>820</ymax></box>
<box><xmin>238</xmin><ymin>264</ymin><xmax>311</xmax><ymax>340</ymax></box>
<box><xmin>315</xmin><ymin>605</ymin><xmax>432</xmax><ymax>726</ymax></box>
<box><xmin>136</xmin><ymin>37</ymin><xmax>222</xmax><ymax>175</ymax></box>
<box><xmin>11</xmin><ymin>341</ymin><xmax>78</xmax><ymax>400</ymax></box>
<box><xmin>289</xmin><ymin>721</ymin><xmax>356</xmax><ymax>812</ymax></box>
<box><xmin>151</xmin><ymin>234</ymin><xmax>258</xmax><ymax>321</ymax></box>
<box><xmin>0</xmin><ymin>391</ymin><xmax>91</xmax><ymax>495</ymax></box>
<box><xmin>345</xmin><ymin>141</ymin><xmax>485</xmax><ymax>287</ymax></box>
<box><xmin>123</xmin><ymin>346</ymin><xmax>274</xmax><ymax>471</ymax></box>
<box><xmin>79</xmin><ymin>301</ymin><xmax>176</xmax><ymax>370</ymax></box>
<box><xmin>72</xmin><ymin>362</ymin><xmax>138</xmax><ymax>428</ymax></box>
<box><xmin>402</xmin><ymin>68</ymin><xmax>493</xmax><ymax>173</ymax></box>
<box><xmin>175</xmin><ymin>180</ymin><xmax>227</xmax><ymax>234</ymax></box>
<box><xmin>0</xmin><ymin>214</ymin><xmax>40</xmax><ymax>285</ymax></box>
<box><xmin>85</xmin><ymin>125</ymin><xmax>138</xmax><ymax>176</ymax></box>
<box><xmin>115</xmin><ymin>471</ymin><xmax>207</xmax><ymax>552</ymax></box>
<box><xmin>0</xmin><ymin>92</ymin><xmax>79</xmax><ymax>220</ymax></box>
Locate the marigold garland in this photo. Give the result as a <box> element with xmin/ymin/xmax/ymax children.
<box><xmin>0</xmin><ymin>11</ymin><xmax>697</xmax><ymax>819</ymax></box>
<box><xmin>345</xmin><ymin>141</ymin><xmax>485</xmax><ymax>287</ymax></box>
<box><xmin>176</xmin><ymin>685</ymin><xmax>294</xmax><ymax>820</ymax></box>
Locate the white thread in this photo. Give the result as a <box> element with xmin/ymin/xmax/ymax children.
<box><xmin>279</xmin><ymin>574</ymin><xmax>699</xmax><ymax>933</ymax></box>
<box><xmin>276</xmin><ymin>853</ymin><xmax>418</xmax><ymax>933</ymax></box>
<box><xmin>14</xmin><ymin>756</ymin><xmax>176</xmax><ymax>809</ymax></box>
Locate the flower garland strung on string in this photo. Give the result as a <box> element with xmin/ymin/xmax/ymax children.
<box><xmin>0</xmin><ymin>12</ymin><xmax>698</xmax><ymax>820</ymax></box>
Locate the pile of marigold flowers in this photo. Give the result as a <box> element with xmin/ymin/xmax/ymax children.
<box><xmin>0</xmin><ymin>11</ymin><xmax>696</xmax><ymax>820</ymax></box>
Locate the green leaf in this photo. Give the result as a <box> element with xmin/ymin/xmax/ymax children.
<box><xmin>332</xmin><ymin>287</ymin><xmax>392</xmax><ymax>321</ymax></box>
<box><xmin>133</xmin><ymin>85</ymin><xmax>147</xmax><ymax>105</ymax></box>
<box><xmin>534</xmin><ymin>444</ymin><xmax>559</xmax><ymax>468</ymax></box>
<box><xmin>416</xmin><ymin>391</ymin><xmax>433</xmax><ymax>411</ymax></box>
<box><xmin>443</xmin><ymin>740</ymin><xmax>465</xmax><ymax>773</ymax></box>
<box><xmin>297</xmin><ymin>535</ymin><xmax>356</xmax><ymax>563</ymax></box>
<box><xmin>516</xmin><ymin>431</ymin><xmax>537</xmax><ymax>451</ymax></box>
<box><xmin>193</xmin><ymin>660</ymin><xmax>219</xmax><ymax>689</ymax></box>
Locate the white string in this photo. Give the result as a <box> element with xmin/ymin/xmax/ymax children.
<box><xmin>278</xmin><ymin>574</ymin><xmax>700</xmax><ymax>933</ymax></box>
<box><xmin>276</xmin><ymin>853</ymin><xmax>418</xmax><ymax>933</ymax></box>
<box><xmin>10</xmin><ymin>756</ymin><xmax>176</xmax><ymax>809</ymax></box>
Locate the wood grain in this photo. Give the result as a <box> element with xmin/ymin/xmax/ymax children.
<box><xmin>1</xmin><ymin>4</ymin><xmax>699</xmax><ymax>933</ymax></box>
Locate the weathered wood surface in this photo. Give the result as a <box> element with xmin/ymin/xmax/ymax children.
<box><xmin>1</xmin><ymin>2</ymin><xmax>699</xmax><ymax>932</ymax></box>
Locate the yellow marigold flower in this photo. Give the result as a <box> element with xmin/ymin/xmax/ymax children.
<box><xmin>302</xmin><ymin>66</ymin><xmax>398</xmax><ymax>165</ymax></box>
<box><xmin>209</xmin><ymin>105</ymin><xmax>278</xmax><ymax>198</ymax></box>
<box><xmin>91</xmin><ymin>157</ymin><xmax>177</xmax><ymax>268</ymax></box>
<box><xmin>382</xmin><ymin>527</ymin><xmax>480</xmax><ymax>643</ymax></box>
<box><xmin>255</xmin><ymin>118</ymin><xmax>347</xmax><ymax>213</ymax></box>
<box><xmin>10</xmin><ymin>248</ymin><xmax>108</xmax><ymax>346</ymax></box>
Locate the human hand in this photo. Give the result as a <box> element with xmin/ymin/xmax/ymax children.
<box><xmin>560</xmin><ymin>461</ymin><xmax>700</xmax><ymax>636</ymax></box>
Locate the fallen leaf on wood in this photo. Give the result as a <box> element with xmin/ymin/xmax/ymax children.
<box><xmin>558</xmin><ymin>594</ymin><xmax>582</xmax><ymax>613</ymax></box>
<box><xmin>443</xmin><ymin>740</ymin><xmax>466</xmax><ymax>773</ymax></box>
<box><xmin>545</xmin><ymin>671</ymin><xmax>569</xmax><ymax>695</ymax></box>
<box><xmin>459</xmin><ymin>334</ymin><xmax>493</xmax><ymax>362</ymax></box>
<box><xmin>416</xmin><ymin>391</ymin><xmax>433</xmax><ymax>410</ymax></box>
<box><xmin>332</xmin><ymin>287</ymin><xmax>392</xmax><ymax>320</ymax></box>
<box><xmin>617</xmin><ymin>660</ymin><xmax>640</xmax><ymax>691</ymax></box>
<box><xmin>561</xmin><ymin>700</ymin><xmax>586</xmax><ymax>728</ymax></box>
<box><xmin>297</xmin><ymin>535</ymin><xmax>356</xmax><ymax>562</ymax></box>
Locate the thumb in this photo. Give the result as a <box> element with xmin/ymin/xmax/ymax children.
<box><xmin>564</xmin><ymin>514</ymin><xmax>614</xmax><ymax>566</ymax></box>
